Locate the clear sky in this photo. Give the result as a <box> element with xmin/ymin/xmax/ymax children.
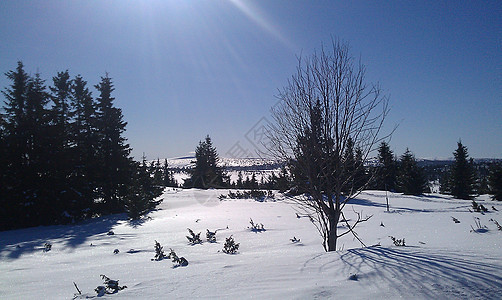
<box><xmin>1</xmin><ymin>0</ymin><xmax>500</xmax><ymax>160</ymax></box>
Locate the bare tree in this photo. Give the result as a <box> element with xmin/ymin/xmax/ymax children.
<box><xmin>267</xmin><ymin>39</ymin><xmax>391</xmax><ymax>251</ymax></box>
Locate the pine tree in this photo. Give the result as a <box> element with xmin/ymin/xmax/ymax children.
<box><xmin>94</xmin><ymin>74</ymin><xmax>133</xmax><ymax>213</ymax></box>
<box><xmin>488</xmin><ymin>163</ymin><xmax>502</xmax><ymax>201</ymax></box>
<box><xmin>449</xmin><ymin>141</ymin><xmax>476</xmax><ymax>200</ymax></box>
<box><xmin>397</xmin><ymin>149</ymin><xmax>428</xmax><ymax>195</ymax></box>
<box><xmin>186</xmin><ymin>135</ymin><xmax>225</xmax><ymax>188</ymax></box>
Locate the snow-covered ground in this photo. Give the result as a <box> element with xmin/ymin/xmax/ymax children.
<box><xmin>1</xmin><ymin>189</ymin><xmax>501</xmax><ymax>299</ymax></box>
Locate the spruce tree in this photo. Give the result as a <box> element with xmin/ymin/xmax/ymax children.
<box><xmin>488</xmin><ymin>163</ymin><xmax>502</xmax><ymax>201</ymax></box>
<box><xmin>95</xmin><ymin>74</ymin><xmax>133</xmax><ymax>213</ymax></box>
<box><xmin>70</xmin><ymin>75</ymin><xmax>98</xmax><ymax>219</ymax></box>
<box><xmin>1</xmin><ymin>62</ymin><xmax>31</xmax><ymax>228</ymax></box>
<box><xmin>125</xmin><ymin>157</ymin><xmax>163</xmax><ymax>220</ymax></box>
<box><xmin>162</xmin><ymin>159</ymin><xmax>176</xmax><ymax>187</ymax></box>
<box><xmin>449</xmin><ymin>141</ymin><xmax>476</xmax><ymax>199</ymax></box>
<box><xmin>49</xmin><ymin>70</ymin><xmax>77</xmax><ymax>222</ymax></box>
<box><xmin>187</xmin><ymin>135</ymin><xmax>225</xmax><ymax>188</ymax></box>
<box><xmin>376</xmin><ymin>142</ymin><xmax>397</xmax><ymax>191</ymax></box>
<box><xmin>397</xmin><ymin>148</ymin><xmax>428</xmax><ymax>195</ymax></box>
<box><xmin>353</xmin><ymin>147</ymin><xmax>367</xmax><ymax>191</ymax></box>
<box><xmin>24</xmin><ymin>73</ymin><xmax>55</xmax><ymax>225</ymax></box>
<box><xmin>342</xmin><ymin>138</ymin><xmax>356</xmax><ymax>194</ymax></box>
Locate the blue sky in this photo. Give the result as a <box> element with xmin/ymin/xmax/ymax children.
<box><xmin>1</xmin><ymin>0</ymin><xmax>500</xmax><ymax>159</ymax></box>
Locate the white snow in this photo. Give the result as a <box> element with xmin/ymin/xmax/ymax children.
<box><xmin>1</xmin><ymin>189</ymin><xmax>501</xmax><ymax>299</ymax></box>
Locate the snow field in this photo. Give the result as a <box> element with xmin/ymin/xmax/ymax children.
<box><xmin>1</xmin><ymin>188</ymin><xmax>501</xmax><ymax>299</ymax></box>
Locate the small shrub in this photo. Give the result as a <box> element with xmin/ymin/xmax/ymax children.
<box><xmin>249</xmin><ymin>218</ymin><xmax>265</xmax><ymax>232</ymax></box>
<box><xmin>95</xmin><ymin>274</ymin><xmax>126</xmax><ymax>296</ymax></box>
<box><xmin>389</xmin><ymin>236</ymin><xmax>405</xmax><ymax>246</ymax></box>
<box><xmin>167</xmin><ymin>248</ymin><xmax>188</xmax><ymax>267</ymax></box>
<box><xmin>490</xmin><ymin>219</ymin><xmax>502</xmax><ymax>231</ymax></box>
<box><xmin>152</xmin><ymin>240</ymin><xmax>166</xmax><ymax>261</ymax></box>
<box><xmin>206</xmin><ymin>229</ymin><xmax>217</xmax><ymax>243</ymax></box>
<box><xmin>222</xmin><ymin>235</ymin><xmax>240</xmax><ymax>254</ymax></box>
<box><xmin>348</xmin><ymin>274</ymin><xmax>358</xmax><ymax>281</ymax></box>
<box><xmin>470</xmin><ymin>217</ymin><xmax>488</xmax><ymax>233</ymax></box>
<box><xmin>221</xmin><ymin>190</ymin><xmax>273</xmax><ymax>201</ymax></box>
<box><xmin>472</xmin><ymin>200</ymin><xmax>488</xmax><ymax>213</ymax></box>
<box><xmin>290</xmin><ymin>237</ymin><xmax>300</xmax><ymax>243</ymax></box>
<box><xmin>43</xmin><ymin>242</ymin><xmax>52</xmax><ymax>252</ymax></box>
<box><xmin>186</xmin><ymin>228</ymin><xmax>203</xmax><ymax>245</ymax></box>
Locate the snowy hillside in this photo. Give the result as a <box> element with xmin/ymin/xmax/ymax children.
<box><xmin>1</xmin><ymin>189</ymin><xmax>501</xmax><ymax>299</ymax></box>
<box><xmin>163</xmin><ymin>156</ymin><xmax>282</xmax><ymax>170</ymax></box>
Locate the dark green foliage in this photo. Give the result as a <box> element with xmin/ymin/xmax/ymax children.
<box><xmin>488</xmin><ymin>163</ymin><xmax>502</xmax><ymax>201</ymax></box>
<box><xmin>206</xmin><ymin>229</ymin><xmax>217</xmax><ymax>243</ymax></box>
<box><xmin>125</xmin><ymin>156</ymin><xmax>163</xmax><ymax>220</ymax></box>
<box><xmin>249</xmin><ymin>218</ymin><xmax>265</xmax><ymax>232</ymax></box>
<box><xmin>186</xmin><ymin>228</ymin><xmax>202</xmax><ymax>245</ymax></box>
<box><xmin>471</xmin><ymin>200</ymin><xmax>488</xmax><ymax>213</ymax></box>
<box><xmin>95</xmin><ymin>275</ymin><xmax>127</xmax><ymax>295</ymax></box>
<box><xmin>449</xmin><ymin>141</ymin><xmax>477</xmax><ymax>200</ymax></box>
<box><xmin>94</xmin><ymin>74</ymin><xmax>133</xmax><ymax>213</ymax></box>
<box><xmin>0</xmin><ymin>62</ymin><xmax>162</xmax><ymax>230</ymax></box>
<box><xmin>389</xmin><ymin>236</ymin><xmax>405</xmax><ymax>246</ymax></box>
<box><xmin>342</xmin><ymin>138</ymin><xmax>367</xmax><ymax>194</ymax></box>
<box><xmin>167</xmin><ymin>248</ymin><xmax>189</xmax><ymax>267</ymax></box>
<box><xmin>152</xmin><ymin>240</ymin><xmax>166</xmax><ymax>261</ymax></box>
<box><xmin>222</xmin><ymin>235</ymin><xmax>240</xmax><ymax>254</ymax></box>
<box><xmin>375</xmin><ymin>142</ymin><xmax>397</xmax><ymax>191</ymax></box>
<box><xmin>185</xmin><ymin>135</ymin><xmax>226</xmax><ymax>188</ymax></box>
<box><xmin>220</xmin><ymin>190</ymin><xmax>273</xmax><ymax>201</ymax></box>
<box><xmin>397</xmin><ymin>149</ymin><xmax>428</xmax><ymax>195</ymax></box>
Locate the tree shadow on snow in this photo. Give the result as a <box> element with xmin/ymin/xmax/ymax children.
<box><xmin>0</xmin><ymin>214</ymin><xmax>126</xmax><ymax>260</ymax></box>
<box><xmin>339</xmin><ymin>246</ymin><xmax>502</xmax><ymax>299</ymax></box>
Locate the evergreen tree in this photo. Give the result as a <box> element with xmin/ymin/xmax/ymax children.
<box><xmin>449</xmin><ymin>141</ymin><xmax>476</xmax><ymax>199</ymax></box>
<box><xmin>24</xmin><ymin>73</ymin><xmax>55</xmax><ymax>225</ymax></box>
<box><xmin>276</xmin><ymin>165</ymin><xmax>291</xmax><ymax>192</ymax></box>
<box><xmin>488</xmin><ymin>163</ymin><xmax>502</xmax><ymax>201</ymax></box>
<box><xmin>342</xmin><ymin>138</ymin><xmax>356</xmax><ymax>194</ymax></box>
<box><xmin>70</xmin><ymin>75</ymin><xmax>99</xmax><ymax>219</ymax></box>
<box><xmin>353</xmin><ymin>147</ymin><xmax>367</xmax><ymax>190</ymax></box>
<box><xmin>95</xmin><ymin>74</ymin><xmax>133</xmax><ymax>213</ymax></box>
<box><xmin>376</xmin><ymin>142</ymin><xmax>397</xmax><ymax>191</ymax></box>
<box><xmin>236</xmin><ymin>171</ymin><xmax>244</xmax><ymax>188</ymax></box>
<box><xmin>397</xmin><ymin>148</ymin><xmax>428</xmax><ymax>195</ymax></box>
<box><xmin>186</xmin><ymin>135</ymin><xmax>225</xmax><ymax>189</ymax></box>
<box><xmin>162</xmin><ymin>159</ymin><xmax>176</xmax><ymax>187</ymax></box>
<box><xmin>125</xmin><ymin>157</ymin><xmax>163</xmax><ymax>220</ymax></box>
<box><xmin>49</xmin><ymin>70</ymin><xmax>77</xmax><ymax>222</ymax></box>
<box><xmin>1</xmin><ymin>62</ymin><xmax>31</xmax><ymax>229</ymax></box>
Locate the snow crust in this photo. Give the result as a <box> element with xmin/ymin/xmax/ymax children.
<box><xmin>1</xmin><ymin>189</ymin><xmax>501</xmax><ymax>299</ymax></box>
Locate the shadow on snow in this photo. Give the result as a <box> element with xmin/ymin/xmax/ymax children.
<box><xmin>339</xmin><ymin>246</ymin><xmax>502</xmax><ymax>299</ymax></box>
<box><xmin>0</xmin><ymin>214</ymin><xmax>127</xmax><ymax>260</ymax></box>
